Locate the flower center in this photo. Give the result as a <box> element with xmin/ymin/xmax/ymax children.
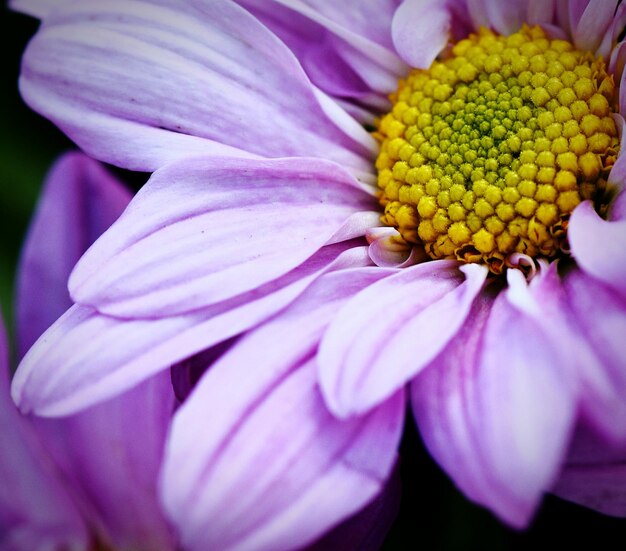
<box><xmin>375</xmin><ymin>25</ymin><xmax>619</xmax><ymax>273</ymax></box>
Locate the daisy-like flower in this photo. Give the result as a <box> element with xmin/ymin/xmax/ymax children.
<box><xmin>10</xmin><ymin>0</ymin><xmax>626</xmax><ymax>548</ymax></box>
<box><xmin>3</xmin><ymin>152</ymin><xmax>176</xmax><ymax>550</ymax></box>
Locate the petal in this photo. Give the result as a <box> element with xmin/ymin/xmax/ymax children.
<box><xmin>0</xmin><ymin>318</ymin><xmax>88</xmax><ymax>550</ymax></box>
<box><xmin>304</xmin><ymin>463</ymin><xmax>401</xmax><ymax>551</ymax></box>
<box><xmin>319</xmin><ymin>261</ymin><xmax>488</xmax><ymax>418</ymax></box>
<box><xmin>9</xmin><ymin>0</ymin><xmax>63</xmax><ymax>18</ymax></box>
<box><xmin>243</xmin><ymin>0</ymin><xmax>407</xmax><ymax>95</ymax></box>
<box><xmin>32</xmin><ymin>371</ymin><xmax>176</xmax><ymax>550</ymax></box>
<box><xmin>568</xmin><ymin>201</ymin><xmax>626</xmax><ymax>298</ymax></box>
<box><xmin>412</xmin><ymin>272</ymin><xmax>578</xmax><ymax>528</ymax></box>
<box><xmin>236</xmin><ymin>0</ymin><xmax>383</xmax><ymax>106</ymax></box>
<box><xmin>466</xmin><ymin>0</ymin><xmax>526</xmax><ymax>34</ymax></box>
<box><xmin>392</xmin><ymin>0</ymin><xmax>453</xmax><ymax>68</ymax></box>
<box><xmin>13</xmin><ymin>243</ymin><xmax>372</xmax><ymax>415</ymax></box>
<box><xmin>69</xmin><ymin>156</ymin><xmax>374</xmax><ymax>317</ymax></box>
<box><xmin>161</xmin><ymin>269</ymin><xmax>403</xmax><ymax>551</ymax></box>
<box><xmin>16</xmin><ymin>152</ymin><xmax>130</xmax><ymax>358</ymax></box>
<box><xmin>20</xmin><ymin>0</ymin><xmax>372</xmax><ymax>172</ymax></box>
<box><xmin>553</xmin><ymin>425</ymin><xmax>626</xmax><ymax>517</ymax></box>
<box><xmin>568</xmin><ymin>0</ymin><xmax>619</xmax><ymax>53</ymax></box>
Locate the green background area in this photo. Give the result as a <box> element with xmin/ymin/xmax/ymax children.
<box><xmin>1</xmin><ymin>6</ymin><xmax>625</xmax><ymax>550</ymax></box>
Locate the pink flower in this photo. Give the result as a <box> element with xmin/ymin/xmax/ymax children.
<box><xmin>10</xmin><ymin>0</ymin><xmax>626</xmax><ymax>548</ymax></box>
<box><xmin>2</xmin><ymin>152</ymin><xmax>176</xmax><ymax>550</ymax></box>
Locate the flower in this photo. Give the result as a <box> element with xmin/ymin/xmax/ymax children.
<box><xmin>9</xmin><ymin>0</ymin><xmax>626</xmax><ymax>548</ymax></box>
<box><xmin>2</xmin><ymin>152</ymin><xmax>176</xmax><ymax>550</ymax></box>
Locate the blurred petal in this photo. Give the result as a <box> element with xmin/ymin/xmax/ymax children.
<box><xmin>0</xmin><ymin>318</ymin><xmax>88</xmax><ymax>550</ymax></box>
<box><xmin>20</xmin><ymin>0</ymin><xmax>372</xmax><ymax>172</ymax></box>
<box><xmin>13</xmin><ymin>244</ymin><xmax>372</xmax><ymax>415</ymax></box>
<box><xmin>33</xmin><ymin>371</ymin><xmax>176</xmax><ymax>550</ymax></box>
<box><xmin>70</xmin><ymin>157</ymin><xmax>374</xmax><ymax>317</ymax></box>
<box><xmin>161</xmin><ymin>268</ymin><xmax>403</xmax><ymax>551</ymax></box>
<box><xmin>569</xmin><ymin>201</ymin><xmax>626</xmax><ymax>298</ymax></box>
<box><xmin>413</xmin><ymin>270</ymin><xmax>577</xmax><ymax>528</ymax></box>
<box><xmin>553</xmin><ymin>425</ymin><xmax>626</xmax><ymax>517</ymax></box>
<box><xmin>16</xmin><ymin>152</ymin><xmax>131</xmax><ymax>358</ymax></box>
<box><xmin>319</xmin><ymin>261</ymin><xmax>487</xmax><ymax>417</ymax></box>
<box><xmin>10</xmin><ymin>0</ymin><xmax>63</xmax><ymax>18</ymax></box>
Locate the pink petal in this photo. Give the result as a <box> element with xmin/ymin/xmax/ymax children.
<box><xmin>569</xmin><ymin>201</ymin><xmax>626</xmax><ymax>298</ymax></box>
<box><xmin>466</xmin><ymin>0</ymin><xmax>526</xmax><ymax>34</ymax></box>
<box><xmin>32</xmin><ymin>371</ymin><xmax>176</xmax><ymax>550</ymax></box>
<box><xmin>392</xmin><ymin>0</ymin><xmax>453</xmax><ymax>68</ymax></box>
<box><xmin>161</xmin><ymin>269</ymin><xmax>403</xmax><ymax>551</ymax></box>
<box><xmin>69</xmin><ymin>156</ymin><xmax>374</xmax><ymax>317</ymax></box>
<box><xmin>13</xmin><ymin>244</ymin><xmax>372</xmax><ymax>415</ymax></box>
<box><xmin>0</xmin><ymin>319</ymin><xmax>88</xmax><ymax>550</ymax></box>
<box><xmin>19</xmin><ymin>0</ymin><xmax>372</xmax><ymax>172</ymax></box>
<box><xmin>318</xmin><ymin>261</ymin><xmax>487</xmax><ymax>418</ymax></box>
<box><xmin>16</xmin><ymin>152</ymin><xmax>130</xmax><ymax>358</ymax></box>
<box><xmin>412</xmin><ymin>270</ymin><xmax>578</xmax><ymax>528</ymax></box>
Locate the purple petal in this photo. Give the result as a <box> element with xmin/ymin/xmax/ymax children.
<box><xmin>412</xmin><ymin>270</ymin><xmax>578</xmax><ymax>528</ymax></box>
<box><xmin>318</xmin><ymin>261</ymin><xmax>487</xmax><ymax>418</ymax></box>
<box><xmin>466</xmin><ymin>0</ymin><xmax>525</xmax><ymax>34</ymax></box>
<box><xmin>69</xmin><ymin>156</ymin><xmax>374</xmax><ymax>317</ymax></box>
<box><xmin>304</xmin><ymin>463</ymin><xmax>401</xmax><ymax>551</ymax></box>
<box><xmin>236</xmin><ymin>0</ymin><xmax>379</xmax><ymax>106</ymax></box>
<box><xmin>10</xmin><ymin>0</ymin><xmax>61</xmax><ymax>18</ymax></box>
<box><xmin>0</xmin><ymin>318</ymin><xmax>88</xmax><ymax>550</ymax></box>
<box><xmin>392</xmin><ymin>0</ymin><xmax>453</xmax><ymax>68</ymax></box>
<box><xmin>32</xmin><ymin>371</ymin><xmax>176</xmax><ymax>550</ymax></box>
<box><xmin>13</xmin><ymin>243</ymin><xmax>372</xmax><ymax>415</ymax></box>
<box><xmin>241</xmin><ymin>0</ymin><xmax>406</xmax><ymax>96</ymax></box>
<box><xmin>569</xmin><ymin>201</ymin><xmax>626</xmax><ymax>298</ymax></box>
<box><xmin>553</xmin><ymin>425</ymin><xmax>626</xmax><ymax>517</ymax></box>
<box><xmin>161</xmin><ymin>269</ymin><xmax>403</xmax><ymax>551</ymax></box>
<box><xmin>567</xmin><ymin>0</ymin><xmax>619</xmax><ymax>53</ymax></box>
<box><xmin>19</xmin><ymin>0</ymin><xmax>372</xmax><ymax>172</ymax></box>
<box><xmin>16</xmin><ymin>152</ymin><xmax>130</xmax><ymax>358</ymax></box>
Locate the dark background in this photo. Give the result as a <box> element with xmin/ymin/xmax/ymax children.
<box><xmin>1</xmin><ymin>6</ymin><xmax>625</xmax><ymax>550</ymax></box>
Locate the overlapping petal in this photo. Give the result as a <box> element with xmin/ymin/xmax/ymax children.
<box><xmin>16</xmin><ymin>152</ymin><xmax>131</xmax><ymax>358</ymax></box>
<box><xmin>161</xmin><ymin>268</ymin><xmax>404</xmax><ymax>551</ymax></box>
<box><xmin>19</xmin><ymin>0</ymin><xmax>374</xmax><ymax>172</ymax></box>
<box><xmin>412</xmin><ymin>269</ymin><xmax>577</xmax><ymax>528</ymax></box>
<box><xmin>319</xmin><ymin>261</ymin><xmax>487</xmax><ymax>417</ymax></box>
<box><xmin>69</xmin><ymin>156</ymin><xmax>376</xmax><ymax>317</ymax></box>
<box><xmin>569</xmin><ymin>201</ymin><xmax>626</xmax><ymax>298</ymax></box>
<box><xmin>13</xmin><ymin>244</ymin><xmax>372</xmax><ymax>415</ymax></box>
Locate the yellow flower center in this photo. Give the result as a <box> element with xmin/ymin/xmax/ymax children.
<box><xmin>375</xmin><ymin>25</ymin><xmax>619</xmax><ymax>273</ymax></box>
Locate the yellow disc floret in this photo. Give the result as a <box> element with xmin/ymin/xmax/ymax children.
<box><xmin>375</xmin><ymin>25</ymin><xmax>619</xmax><ymax>273</ymax></box>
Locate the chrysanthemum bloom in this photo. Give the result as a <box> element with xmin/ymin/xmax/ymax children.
<box><xmin>10</xmin><ymin>0</ymin><xmax>626</xmax><ymax>548</ymax></box>
<box><xmin>2</xmin><ymin>152</ymin><xmax>176</xmax><ymax>550</ymax></box>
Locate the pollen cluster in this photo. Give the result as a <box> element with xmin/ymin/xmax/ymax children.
<box><xmin>375</xmin><ymin>25</ymin><xmax>619</xmax><ymax>273</ymax></box>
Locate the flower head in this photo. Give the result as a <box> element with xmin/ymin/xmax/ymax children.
<box><xmin>10</xmin><ymin>0</ymin><xmax>626</xmax><ymax>548</ymax></box>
